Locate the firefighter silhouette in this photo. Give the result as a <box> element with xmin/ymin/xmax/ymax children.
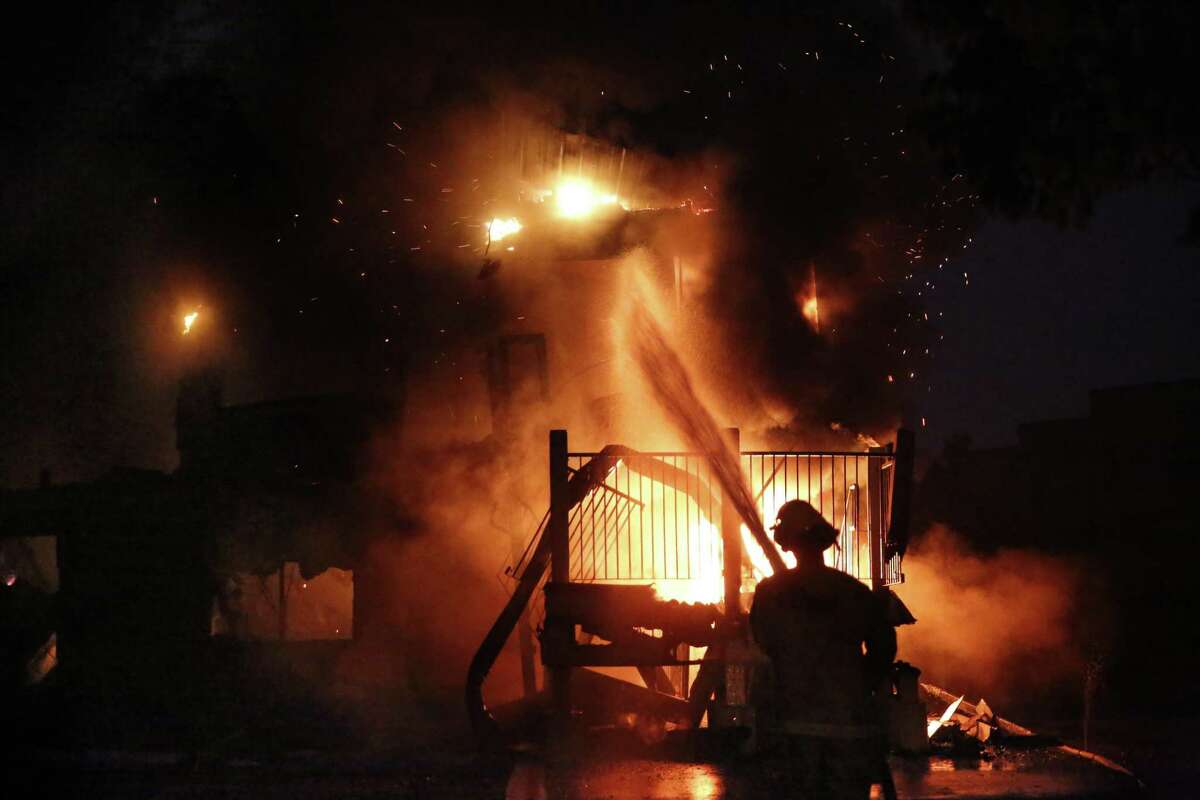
<box><xmin>750</xmin><ymin>500</ymin><xmax>897</xmax><ymax>799</ymax></box>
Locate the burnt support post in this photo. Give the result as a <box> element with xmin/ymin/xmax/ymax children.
<box><xmin>548</xmin><ymin>429</ymin><xmax>572</xmax><ymax>735</ymax></box>
<box><xmin>868</xmin><ymin>446</ymin><xmax>886</xmax><ymax>591</ymax></box>
<box><xmin>721</xmin><ymin>427</ymin><xmax>742</xmax><ymax>619</ymax></box>
<box><xmin>888</xmin><ymin>428</ymin><xmax>916</xmax><ymax>579</ymax></box>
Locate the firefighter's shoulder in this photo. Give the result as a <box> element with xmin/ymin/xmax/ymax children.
<box><xmin>822</xmin><ymin>566</ymin><xmax>875</xmax><ymax>598</ymax></box>
<box><xmin>754</xmin><ymin>571</ymin><xmax>783</xmax><ymax>595</ymax></box>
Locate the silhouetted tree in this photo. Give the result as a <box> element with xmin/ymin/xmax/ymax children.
<box><xmin>907</xmin><ymin>1</ymin><xmax>1200</xmax><ymax>232</ymax></box>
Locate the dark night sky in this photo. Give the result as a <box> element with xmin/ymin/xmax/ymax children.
<box><xmin>2</xmin><ymin>2</ymin><xmax>1198</xmax><ymax>484</ymax></box>
<box><xmin>925</xmin><ymin>180</ymin><xmax>1200</xmax><ymax>449</ymax></box>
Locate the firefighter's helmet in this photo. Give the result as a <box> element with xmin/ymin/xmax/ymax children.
<box><xmin>771</xmin><ymin>499</ymin><xmax>838</xmax><ymax>551</ymax></box>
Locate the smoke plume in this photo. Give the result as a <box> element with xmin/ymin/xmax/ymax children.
<box><xmin>1</xmin><ymin>2</ymin><xmax>1000</xmax><ymax>743</ymax></box>
<box><xmin>895</xmin><ymin>524</ymin><xmax>1097</xmax><ymax>717</ymax></box>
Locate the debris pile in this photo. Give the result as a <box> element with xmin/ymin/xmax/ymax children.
<box><xmin>920</xmin><ymin>682</ymin><xmax>1143</xmax><ymax>786</ymax></box>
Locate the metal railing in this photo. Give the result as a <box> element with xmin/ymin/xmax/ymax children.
<box><xmin>477</xmin><ymin>437</ymin><xmax>909</xmax><ymax>715</ymax></box>
<box><xmin>743</xmin><ymin>451</ymin><xmax>898</xmax><ymax>585</ymax></box>
<box><xmin>567</xmin><ymin>453</ymin><xmax>721</xmax><ymax>587</ymax></box>
<box><xmin>560</xmin><ymin>449</ymin><xmax>902</xmax><ymax>597</ymax></box>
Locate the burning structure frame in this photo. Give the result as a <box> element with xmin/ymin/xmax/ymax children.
<box><xmin>467</xmin><ymin>427</ymin><xmax>914</xmax><ymax>741</ymax></box>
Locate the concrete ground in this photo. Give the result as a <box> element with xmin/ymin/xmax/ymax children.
<box><xmin>10</xmin><ymin>747</ymin><xmax>1143</xmax><ymax>799</ymax></box>
<box><xmin>508</xmin><ymin>752</ymin><xmax>1140</xmax><ymax>799</ymax></box>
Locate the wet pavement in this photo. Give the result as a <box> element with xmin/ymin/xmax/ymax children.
<box><xmin>506</xmin><ymin>752</ymin><xmax>1139</xmax><ymax>799</ymax></box>
<box><xmin>11</xmin><ymin>746</ymin><xmax>1143</xmax><ymax>798</ymax></box>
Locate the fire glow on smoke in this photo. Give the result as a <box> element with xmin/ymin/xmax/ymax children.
<box><xmin>486</xmin><ymin>217</ymin><xmax>522</xmax><ymax>242</ymax></box>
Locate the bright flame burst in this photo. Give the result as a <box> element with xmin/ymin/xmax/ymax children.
<box><xmin>802</xmin><ymin>296</ymin><xmax>820</xmax><ymax>329</ymax></box>
<box><xmin>182</xmin><ymin>310</ymin><xmax>200</xmax><ymax>335</ymax></box>
<box><xmin>799</xmin><ymin>264</ymin><xmax>821</xmax><ymax>332</ymax></box>
<box><xmin>487</xmin><ymin>217</ymin><xmax>522</xmax><ymax>242</ymax></box>
<box><xmin>552</xmin><ymin>177</ymin><xmax>619</xmax><ymax>219</ymax></box>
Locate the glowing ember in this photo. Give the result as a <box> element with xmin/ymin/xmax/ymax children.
<box><xmin>552</xmin><ymin>177</ymin><xmax>619</xmax><ymax>219</ymax></box>
<box><xmin>182</xmin><ymin>310</ymin><xmax>200</xmax><ymax>335</ymax></box>
<box><xmin>487</xmin><ymin>217</ymin><xmax>522</xmax><ymax>242</ymax></box>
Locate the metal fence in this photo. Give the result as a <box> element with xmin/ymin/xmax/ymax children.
<box><xmin>494</xmin><ymin>443</ymin><xmax>905</xmax><ymax>701</ymax></box>
<box><xmin>567</xmin><ymin>453</ymin><xmax>720</xmax><ymax>588</ymax></box>
<box><xmin>560</xmin><ymin>449</ymin><xmax>902</xmax><ymax>598</ymax></box>
<box><xmin>743</xmin><ymin>451</ymin><xmax>900</xmax><ymax>585</ymax></box>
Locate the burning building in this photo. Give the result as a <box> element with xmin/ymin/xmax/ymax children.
<box><xmin>400</xmin><ymin>125</ymin><xmax>714</xmax><ymax>449</ymax></box>
<box><xmin>1</xmin><ymin>123</ymin><xmax>922</xmax><ymax>750</ymax></box>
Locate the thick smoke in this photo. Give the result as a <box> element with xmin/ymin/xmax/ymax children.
<box><xmin>894</xmin><ymin>524</ymin><xmax>1098</xmax><ymax>718</ymax></box>
<box><xmin>276</xmin><ymin>8</ymin><xmax>987</xmax><ymax>735</ymax></box>
<box><xmin>3</xmin><ymin>3</ymin><xmax>996</xmax><ymax>741</ymax></box>
<box><xmin>1</xmin><ymin>3</ymin><xmax>980</xmax><ymax>481</ymax></box>
<box><xmin>701</xmin><ymin>61</ymin><xmax>979</xmax><ymax>438</ymax></box>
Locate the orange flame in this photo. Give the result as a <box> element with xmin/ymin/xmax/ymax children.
<box><xmin>802</xmin><ymin>296</ymin><xmax>820</xmax><ymax>329</ymax></box>
<box><xmin>487</xmin><ymin>217</ymin><xmax>522</xmax><ymax>242</ymax></box>
<box><xmin>182</xmin><ymin>310</ymin><xmax>199</xmax><ymax>335</ymax></box>
<box><xmin>551</xmin><ymin>177</ymin><xmax>620</xmax><ymax>219</ymax></box>
<box><xmin>797</xmin><ymin>263</ymin><xmax>822</xmax><ymax>332</ymax></box>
